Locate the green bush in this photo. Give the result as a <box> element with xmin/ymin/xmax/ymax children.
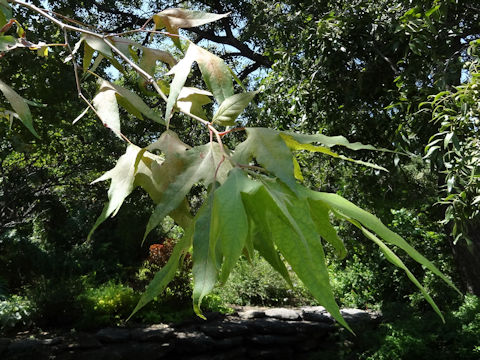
<box><xmin>0</xmin><ymin>295</ymin><xmax>32</xmax><ymax>333</ymax></box>
<box><xmin>76</xmin><ymin>281</ymin><xmax>139</xmax><ymax>329</ymax></box>
<box><xmin>324</xmin><ymin>295</ymin><xmax>480</xmax><ymax>360</ymax></box>
<box><xmin>214</xmin><ymin>253</ymin><xmax>316</xmax><ymax>307</ymax></box>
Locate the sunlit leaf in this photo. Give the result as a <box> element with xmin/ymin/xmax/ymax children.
<box><xmin>154</xmin><ymin>8</ymin><xmax>229</xmax><ymax>48</ymax></box>
<box><xmin>211</xmin><ymin>168</ymin><xmax>256</xmax><ymax>283</ymax></box>
<box><xmin>280</xmin><ymin>133</ymin><xmax>388</xmax><ymax>171</ymax></box>
<box><xmin>194</xmin><ymin>44</ymin><xmax>233</xmax><ymax>104</ymax></box>
<box><xmin>165</xmin><ymin>44</ymin><xmax>197</xmax><ymax>126</ymax></box>
<box><xmin>92</xmin><ymin>81</ymin><xmax>121</xmax><ymax>138</ymax></box>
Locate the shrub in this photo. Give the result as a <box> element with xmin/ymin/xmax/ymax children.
<box><xmin>214</xmin><ymin>253</ymin><xmax>316</xmax><ymax>307</ymax></box>
<box><xmin>76</xmin><ymin>281</ymin><xmax>138</xmax><ymax>329</ymax></box>
<box><xmin>0</xmin><ymin>295</ymin><xmax>32</xmax><ymax>333</ymax></box>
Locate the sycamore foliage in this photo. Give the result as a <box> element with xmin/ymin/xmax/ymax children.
<box><xmin>0</xmin><ymin>0</ymin><xmax>460</xmax><ymax>331</ymax></box>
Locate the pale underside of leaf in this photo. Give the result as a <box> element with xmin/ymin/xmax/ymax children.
<box><xmin>176</xmin><ymin>87</ymin><xmax>212</xmax><ymax>120</ymax></box>
<box><xmin>165</xmin><ymin>44</ymin><xmax>197</xmax><ymax>126</ymax></box>
<box><xmin>92</xmin><ymin>84</ymin><xmax>121</xmax><ymax>138</ymax></box>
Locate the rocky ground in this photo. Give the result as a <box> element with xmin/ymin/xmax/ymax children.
<box><xmin>0</xmin><ymin>306</ymin><xmax>381</xmax><ymax>360</ymax></box>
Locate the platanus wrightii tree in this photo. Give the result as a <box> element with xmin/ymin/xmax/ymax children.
<box><xmin>0</xmin><ymin>0</ymin><xmax>460</xmax><ymax>331</ymax></box>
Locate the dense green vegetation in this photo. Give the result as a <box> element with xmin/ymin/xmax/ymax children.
<box><xmin>1</xmin><ymin>0</ymin><xmax>480</xmax><ymax>358</ymax></box>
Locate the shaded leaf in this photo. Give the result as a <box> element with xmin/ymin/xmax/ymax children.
<box><xmin>211</xmin><ymin>168</ymin><xmax>257</xmax><ymax>283</ymax></box>
<box><xmin>176</xmin><ymin>86</ymin><xmax>212</xmax><ymax>120</ymax></box>
<box><xmin>130</xmin><ymin>228</ymin><xmax>193</xmax><ymax>318</ymax></box>
<box><xmin>144</xmin><ymin>141</ymin><xmax>232</xmax><ymax>241</ymax></box>
<box><xmin>192</xmin><ymin>195</ymin><xmax>217</xmax><ymax>317</ymax></box>
<box><xmin>233</xmin><ymin>127</ymin><xmax>296</xmax><ymax>188</ymax></box>
<box><xmin>0</xmin><ymin>78</ymin><xmax>39</xmax><ymax>138</ymax></box>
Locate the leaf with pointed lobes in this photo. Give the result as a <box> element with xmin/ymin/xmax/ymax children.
<box><xmin>138</xmin><ymin>47</ymin><xmax>176</xmax><ymax>91</ymax></box>
<box><xmin>153</xmin><ymin>8</ymin><xmax>230</xmax><ymax>48</ymax></box>
<box><xmin>176</xmin><ymin>87</ymin><xmax>212</xmax><ymax>120</ymax></box>
<box><xmin>193</xmin><ymin>44</ymin><xmax>233</xmax><ymax>104</ymax></box>
<box><xmin>93</xmin><ymin>79</ymin><xmax>165</xmax><ymax>136</ymax></box>
<box><xmin>212</xmin><ymin>91</ymin><xmax>257</xmax><ymax>126</ymax></box>
<box><xmin>0</xmin><ymin>79</ymin><xmax>39</xmax><ymax>138</ymax></box>
<box><xmin>88</xmin><ymin>145</ymin><xmax>162</xmax><ymax>239</ymax></box>
<box><xmin>164</xmin><ymin>44</ymin><xmax>197</xmax><ymax>126</ymax></box>
<box><xmin>302</xmin><ymin>189</ymin><xmax>462</xmax><ymax>297</ymax></box>
<box><xmin>280</xmin><ymin>133</ymin><xmax>388</xmax><ymax>171</ymax></box>
<box><xmin>143</xmin><ymin>141</ymin><xmax>232</xmax><ymax>242</ymax></box>
<box><xmin>211</xmin><ymin>168</ymin><xmax>259</xmax><ymax>283</ymax></box>
<box><xmin>358</xmin><ymin>223</ymin><xmax>444</xmax><ymax>322</ymax></box>
<box><xmin>233</xmin><ymin>127</ymin><xmax>296</xmax><ymax>189</ymax></box>
<box><xmin>242</xmin><ymin>179</ymin><xmax>352</xmax><ymax>332</ymax></box>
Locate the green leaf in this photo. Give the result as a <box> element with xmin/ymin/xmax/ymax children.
<box><xmin>143</xmin><ymin>141</ymin><xmax>232</xmax><ymax>241</ymax></box>
<box><xmin>247</xmin><ymin>179</ymin><xmax>351</xmax><ymax>331</ymax></box>
<box><xmin>0</xmin><ymin>0</ymin><xmax>12</xmax><ymax>25</ymax></box>
<box><xmin>0</xmin><ymin>35</ymin><xmax>16</xmax><ymax>52</ymax></box>
<box><xmin>138</xmin><ymin>47</ymin><xmax>176</xmax><ymax>90</ymax></box>
<box><xmin>83</xmin><ymin>34</ymin><xmax>112</xmax><ymax>57</ymax></box>
<box><xmin>176</xmin><ymin>87</ymin><xmax>212</xmax><ymax>120</ymax></box>
<box><xmin>281</xmin><ymin>131</ymin><xmax>390</xmax><ymax>152</ymax></box>
<box><xmin>304</xmin><ymin>190</ymin><xmax>461</xmax><ymax>295</ymax></box>
<box><xmin>165</xmin><ymin>44</ymin><xmax>197</xmax><ymax>126</ymax></box>
<box><xmin>0</xmin><ymin>79</ymin><xmax>39</xmax><ymax>138</ymax></box>
<box><xmin>280</xmin><ymin>133</ymin><xmax>387</xmax><ymax>171</ymax></box>
<box><xmin>241</xmin><ymin>189</ymin><xmax>292</xmax><ymax>285</ymax></box>
<box><xmin>233</xmin><ymin>128</ymin><xmax>296</xmax><ymax>189</ymax></box>
<box><xmin>192</xmin><ymin>194</ymin><xmax>217</xmax><ymax>317</ymax></box>
<box><xmin>308</xmin><ymin>199</ymin><xmax>346</xmax><ymax>259</ymax></box>
<box><xmin>94</xmin><ymin>79</ymin><xmax>165</xmax><ymax>134</ymax></box>
<box><xmin>211</xmin><ymin>168</ymin><xmax>257</xmax><ymax>283</ymax></box>
<box><xmin>194</xmin><ymin>44</ymin><xmax>234</xmax><ymax>104</ymax></box>
<box><xmin>356</xmin><ymin>223</ymin><xmax>444</xmax><ymax>322</ymax></box>
<box><xmin>83</xmin><ymin>42</ymin><xmax>94</xmax><ymax>71</ymax></box>
<box><xmin>88</xmin><ymin>144</ymin><xmax>167</xmax><ymax>240</ymax></box>
<box><xmin>212</xmin><ymin>91</ymin><xmax>257</xmax><ymax>126</ymax></box>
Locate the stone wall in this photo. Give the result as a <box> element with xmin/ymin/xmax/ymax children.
<box><xmin>0</xmin><ymin>307</ymin><xmax>381</xmax><ymax>360</ymax></box>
